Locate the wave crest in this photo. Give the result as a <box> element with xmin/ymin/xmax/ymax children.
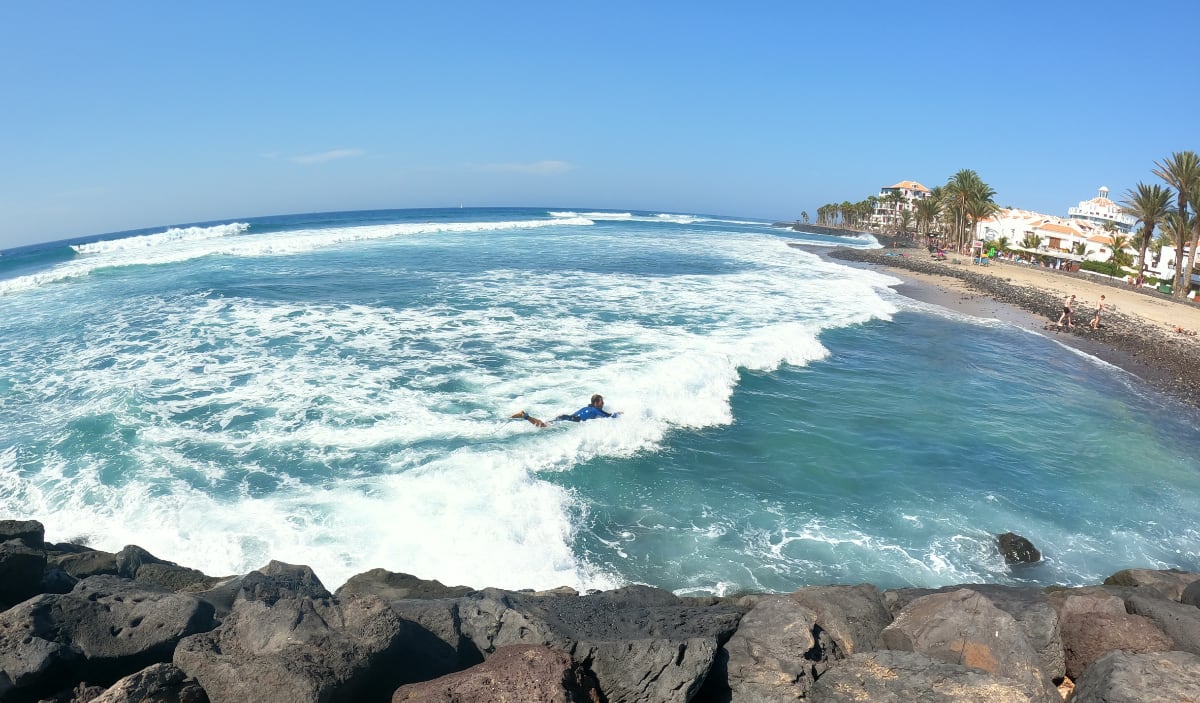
<box><xmin>2</xmin><ymin>217</ymin><xmax>594</xmax><ymax>296</ymax></box>
<box><xmin>73</xmin><ymin>223</ymin><xmax>250</xmax><ymax>254</ymax></box>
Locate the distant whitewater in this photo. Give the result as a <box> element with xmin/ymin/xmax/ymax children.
<box><xmin>1</xmin><ymin>207</ymin><xmax>1197</xmax><ymax>594</ymax></box>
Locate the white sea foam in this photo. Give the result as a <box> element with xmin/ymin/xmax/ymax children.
<box><xmin>0</xmin><ymin>216</ymin><xmax>594</xmax><ymax>297</ymax></box>
<box><xmin>73</xmin><ymin>223</ymin><xmax>250</xmax><ymax>254</ymax></box>
<box><xmin>0</xmin><ymin>450</ymin><xmax>618</xmax><ymax>591</ymax></box>
<box><xmin>787</xmin><ymin>237</ymin><xmax>880</xmax><ymax>249</ymax></box>
<box><xmin>652</xmin><ymin>213</ymin><xmax>700</xmax><ymax>224</ymax></box>
<box><xmin>548</xmin><ymin>210</ymin><xmax>769</xmax><ymax>228</ymax></box>
<box><xmin>0</xmin><ymin>221</ymin><xmax>907</xmax><ymax>590</ymax></box>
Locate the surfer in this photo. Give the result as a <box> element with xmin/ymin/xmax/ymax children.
<box><xmin>511</xmin><ymin>394</ymin><xmax>618</xmax><ymax>428</ymax></box>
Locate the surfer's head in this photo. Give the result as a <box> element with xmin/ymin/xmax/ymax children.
<box><xmin>591</xmin><ymin>394</ymin><xmax>604</xmax><ymax>408</ymax></box>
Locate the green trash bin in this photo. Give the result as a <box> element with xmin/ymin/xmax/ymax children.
<box><xmin>1159</xmin><ymin>283</ymin><xmax>1173</xmax><ymax>294</ymax></box>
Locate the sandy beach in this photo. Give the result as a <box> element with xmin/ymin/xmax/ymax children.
<box><xmin>816</xmin><ymin>245</ymin><xmax>1200</xmax><ymax>408</ymax></box>
<box><xmin>893</xmin><ymin>254</ymin><xmax>1200</xmax><ymax>331</ymax></box>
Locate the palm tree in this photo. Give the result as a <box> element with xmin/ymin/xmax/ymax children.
<box><xmin>898</xmin><ymin>210</ymin><xmax>912</xmax><ymax>238</ymax></box>
<box><xmin>857</xmin><ymin>200</ymin><xmax>874</xmax><ymax>229</ymax></box>
<box><xmin>1187</xmin><ymin>189</ymin><xmax>1200</xmax><ymax>294</ymax></box>
<box><xmin>914</xmin><ymin>196</ymin><xmax>942</xmax><ymax>244</ymax></box>
<box><xmin>1159</xmin><ymin>217</ymin><xmax>1180</xmax><ymax>248</ymax></box>
<box><xmin>943</xmin><ymin>176</ymin><xmax>971</xmax><ymax>249</ymax></box>
<box><xmin>943</xmin><ymin>169</ymin><xmax>997</xmax><ymax>250</ymax></box>
<box><xmin>1107</xmin><ymin>233</ymin><xmax>1132</xmax><ymax>268</ymax></box>
<box><xmin>1152</xmin><ymin>151</ymin><xmax>1200</xmax><ymax>296</ymax></box>
<box><xmin>1071</xmin><ymin>241</ymin><xmax>1088</xmax><ymax>257</ymax></box>
<box><xmin>1160</xmin><ymin>210</ymin><xmax>1194</xmax><ymax>289</ymax></box>
<box><xmin>965</xmin><ymin>195</ymin><xmax>999</xmax><ymax>247</ymax></box>
<box><xmin>1021</xmin><ymin>233</ymin><xmax>1043</xmax><ymax>250</ymax></box>
<box><xmin>928</xmin><ymin>186</ymin><xmax>946</xmax><ymax>240</ymax></box>
<box><xmin>1121</xmin><ymin>182</ymin><xmax>1173</xmax><ymax>280</ymax></box>
<box><xmin>881</xmin><ymin>190</ymin><xmax>906</xmax><ymax>230</ymax></box>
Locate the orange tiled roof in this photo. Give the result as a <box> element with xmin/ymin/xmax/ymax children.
<box><xmin>886</xmin><ymin>180</ymin><xmax>931</xmax><ymax>192</ymax></box>
<box><xmin>1038</xmin><ymin>222</ymin><xmax>1079</xmax><ymax>235</ymax></box>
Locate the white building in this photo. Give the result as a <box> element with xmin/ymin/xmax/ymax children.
<box><xmin>1146</xmin><ymin>243</ymin><xmax>1200</xmax><ymax>290</ymax></box>
<box><xmin>976</xmin><ymin>208</ymin><xmax>1137</xmax><ymax>263</ymax></box>
<box><xmin>1067</xmin><ymin>186</ymin><xmax>1136</xmax><ymax>234</ymax></box>
<box><xmin>872</xmin><ymin>180</ymin><xmax>931</xmax><ymax>229</ymax></box>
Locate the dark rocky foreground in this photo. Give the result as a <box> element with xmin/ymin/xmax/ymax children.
<box><xmin>827</xmin><ymin>247</ymin><xmax>1200</xmax><ymax>408</ymax></box>
<box><xmin>4</xmin><ymin>521</ymin><xmax>1200</xmax><ymax>702</ymax></box>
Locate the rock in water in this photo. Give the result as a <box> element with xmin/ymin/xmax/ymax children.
<box><xmin>997</xmin><ymin>532</ymin><xmax>1041</xmax><ymax>564</ymax></box>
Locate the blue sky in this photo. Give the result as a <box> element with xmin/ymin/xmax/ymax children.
<box><xmin>2</xmin><ymin>1</ymin><xmax>1197</xmax><ymax>249</ymax></box>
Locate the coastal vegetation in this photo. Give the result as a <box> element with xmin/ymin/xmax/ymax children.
<box><xmin>813</xmin><ymin>169</ymin><xmax>998</xmax><ymax>251</ymax></box>
<box><xmin>1120</xmin><ymin>150</ymin><xmax>1200</xmax><ymax>298</ymax></box>
<box><xmin>1120</xmin><ymin>182</ymin><xmax>1171</xmax><ymax>278</ymax></box>
<box><xmin>1150</xmin><ymin>151</ymin><xmax>1199</xmax><ymax>297</ymax></box>
<box><xmin>941</xmin><ymin>169</ymin><xmax>999</xmax><ymax>251</ymax></box>
<box><xmin>809</xmin><ymin>148</ymin><xmax>1200</xmax><ymax>298</ymax></box>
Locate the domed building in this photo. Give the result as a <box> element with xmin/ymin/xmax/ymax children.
<box><xmin>1068</xmin><ymin>186</ymin><xmax>1136</xmax><ymax>234</ymax></box>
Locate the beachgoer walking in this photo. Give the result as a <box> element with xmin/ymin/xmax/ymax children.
<box><xmin>1090</xmin><ymin>295</ymin><xmax>1106</xmax><ymax>330</ymax></box>
<box><xmin>1057</xmin><ymin>294</ymin><xmax>1076</xmax><ymax>328</ymax></box>
<box><xmin>511</xmin><ymin>394</ymin><xmax>617</xmax><ymax>428</ymax></box>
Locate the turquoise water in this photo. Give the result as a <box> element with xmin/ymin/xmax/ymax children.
<box><xmin>0</xmin><ymin>207</ymin><xmax>1196</xmax><ymax>594</ymax></box>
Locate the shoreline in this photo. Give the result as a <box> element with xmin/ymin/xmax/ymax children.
<box><xmin>811</xmin><ymin>245</ymin><xmax>1200</xmax><ymax>409</ymax></box>
<box><xmin>4</xmin><ymin>519</ymin><xmax>1200</xmax><ymax>701</ymax></box>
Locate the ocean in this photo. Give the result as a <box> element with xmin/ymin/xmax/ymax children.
<box><xmin>1</xmin><ymin>207</ymin><xmax>1197</xmax><ymax>595</ymax></box>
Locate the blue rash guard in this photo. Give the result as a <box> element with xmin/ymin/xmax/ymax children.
<box><xmin>555</xmin><ymin>405</ymin><xmax>616</xmax><ymax>423</ymax></box>
<box><xmin>572</xmin><ymin>405</ymin><xmax>610</xmax><ymax>421</ymax></box>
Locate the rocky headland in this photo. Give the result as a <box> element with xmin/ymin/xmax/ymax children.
<box><xmin>3</xmin><ymin>520</ymin><xmax>1200</xmax><ymax>702</ymax></box>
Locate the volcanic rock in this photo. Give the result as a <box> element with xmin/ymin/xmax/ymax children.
<box><xmin>809</xmin><ymin>649</ymin><xmax>1049</xmax><ymax>702</ymax></box>
<box><xmin>1182</xmin><ymin>578</ymin><xmax>1200</xmax><ymax>607</ymax></box>
<box><xmin>0</xmin><ymin>575</ymin><xmax>214</xmax><ymax>703</ymax></box>
<box><xmin>0</xmin><ymin>539</ymin><xmax>46</xmax><ymax>610</ymax></box>
<box><xmin>881</xmin><ymin>589</ymin><xmax>1057</xmax><ymax>702</ymax></box>
<box><xmin>1059</xmin><ymin>612</ymin><xmax>1172</xmax><ymax>679</ymax></box>
<box><xmin>789</xmin><ymin>583</ymin><xmax>893</xmax><ymax>654</ymax></box>
<box><xmin>173</xmin><ymin>561</ymin><xmax>431</xmax><ymax>703</ymax></box>
<box><xmin>1125</xmin><ymin>592</ymin><xmax>1200</xmax><ymax>655</ymax></box>
<box><xmin>996</xmin><ymin>532</ymin><xmax>1041</xmax><ymax>565</ymax></box>
<box><xmin>1068</xmin><ymin>650</ymin><xmax>1200</xmax><ymax>703</ymax></box>
<box><xmin>0</xmin><ymin>520</ymin><xmax>45</xmax><ymax>549</ymax></box>
<box><xmin>335</xmin><ymin>568</ymin><xmax>475</xmax><ymax>601</ymax></box>
<box><xmin>88</xmin><ymin>662</ymin><xmax>208</xmax><ymax>703</ymax></box>
<box><xmin>1104</xmin><ymin>568</ymin><xmax>1200</xmax><ymax>601</ymax></box>
<box><xmin>390</xmin><ymin>644</ymin><xmax>600</xmax><ymax>703</ymax></box>
<box><xmin>455</xmin><ymin>584</ymin><xmax>744</xmax><ymax>703</ymax></box>
<box><xmin>712</xmin><ymin>595</ymin><xmax>838</xmax><ymax>701</ymax></box>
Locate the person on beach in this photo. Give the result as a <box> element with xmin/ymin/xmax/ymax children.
<box><xmin>1090</xmin><ymin>295</ymin><xmax>1106</xmax><ymax>330</ymax></box>
<box><xmin>511</xmin><ymin>394</ymin><xmax>618</xmax><ymax>428</ymax></box>
<box><xmin>1057</xmin><ymin>294</ymin><xmax>1076</xmax><ymax>328</ymax></box>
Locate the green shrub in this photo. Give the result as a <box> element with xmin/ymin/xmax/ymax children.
<box><xmin>1080</xmin><ymin>260</ymin><xmax>1123</xmax><ymax>277</ymax></box>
